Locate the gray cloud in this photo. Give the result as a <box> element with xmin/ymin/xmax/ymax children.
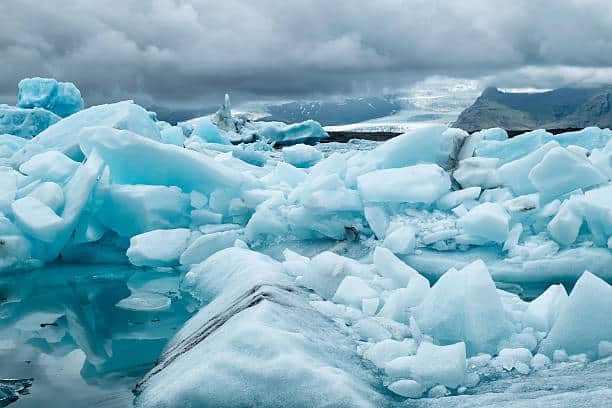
<box><xmin>2</xmin><ymin>0</ymin><xmax>612</xmax><ymax>108</ymax></box>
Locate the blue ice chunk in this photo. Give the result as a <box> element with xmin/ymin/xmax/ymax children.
<box><xmin>79</xmin><ymin>127</ymin><xmax>245</xmax><ymax>193</ymax></box>
<box><xmin>551</xmin><ymin>127</ymin><xmax>612</xmax><ymax>151</ymax></box>
<box><xmin>345</xmin><ymin>126</ymin><xmax>466</xmax><ymax>186</ymax></box>
<box><xmin>127</xmin><ymin>228</ymin><xmax>192</xmax><ymax>267</ymax></box>
<box><xmin>529</xmin><ymin>146</ymin><xmax>607</xmax><ymax>199</ymax></box>
<box><xmin>282</xmin><ymin>144</ymin><xmax>322</xmax><ymax>168</ymax></box>
<box><xmin>457</xmin><ymin>202</ymin><xmax>510</xmax><ymax>244</ymax></box>
<box><xmin>358</xmin><ymin>164</ymin><xmax>450</xmax><ymax>204</ymax></box>
<box><xmin>231</xmin><ymin>145</ymin><xmax>267</xmax><ymax>166</ymax></box>
<box><xmin>497</xmin><ymin>141</ymin><xmax>559</xmax><ymax>195</ymax></box>
<box><xmin>11</xmin><ymin>100</ymin><xmax>161</xmax><ymax>164</ymax></box>
<box><xmin>479</xmin><ymin>128</ymin><xmax>508</xmax><ymax>141</ymax></box>
<box><xmin>96</xmin><ymin>184</ymin><xmax>190</xmax><ymax>237</ymax></box>
<box><xmin>476</xmin><ymin>129</ymin><xmax>552</xmax><ymax>164</ymax></box>
<box><xmin>160</xmin><ymin>126</ymin><xmax>185</xmax><ymax>146</ymax></box>
<box><xmin>192</xmin><ymin>118</ymin><xmax>230</xmax><ymax>144</ymax></box>
<box><xmin>541</xmin><ymin>272</ymin><xmax>612</xmax><ymax>357</ymax></box>
<box><xmin>213</xmin><ymin>94</ymin><xmax>236</xmax><ymax>132</ymax></box>
<box><xmin>0</xmin><ymin>104</ymin><xmax>60</xmax><ymax>138</ymax></box>
<box><xmin>0</xmin><ymin>134</ymin><xmax>27</xmax><ymax>158</ymax></box>
<box><xmin>415</xmin><ymin>260</ymin><xmax>513</xmax><ymax>355</ymax></box>
<box><xmin>259</xmin><ymin>120</ymin><xmax>327</xmax><ymax>146</ymax></box>
<box><xmin>24</xmin><ymin>150</ymin><xmax>105</xmax><ymax>262</ymax></box>
<box><xmin>17</xmin><ymin>77</ymin><xmax>84</xmax><ymax>117</ymax></box>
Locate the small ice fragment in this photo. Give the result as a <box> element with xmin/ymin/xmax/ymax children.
<box><xmin>387</xmin><ymin>379</ymin><xmax>424</xmax><ymax>398</ymax></box>
<box><xmin>115</xmin><ymin>291</ymin><xmax>171</xmax><ymax>312</ymax></box>
<box><xmin>332</xmin><ymin>276</ymin><xmax>378</xmax><ymax>309</ymax></box>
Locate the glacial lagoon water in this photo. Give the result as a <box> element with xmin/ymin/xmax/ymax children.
<box><xmin>0</xmin><ymin>264</ymin><xmax>195</xmax><ymax>407</ymax></box>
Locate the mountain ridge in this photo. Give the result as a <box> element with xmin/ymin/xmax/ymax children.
<box><xmin>453</xmin><ymin>86</ymin><xmax>612</xmax><ymax>132</ymax></box>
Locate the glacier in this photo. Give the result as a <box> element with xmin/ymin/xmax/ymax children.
<box><xmin>0</xmin><ymin>78</ymin><xmax>612</xmax><ymax>407</ymax></box>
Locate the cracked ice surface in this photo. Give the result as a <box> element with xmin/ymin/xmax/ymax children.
<box><xmin>0</xmin><ymin>79</ymin><xmax>612</xmax><ymax>407</ymax></box>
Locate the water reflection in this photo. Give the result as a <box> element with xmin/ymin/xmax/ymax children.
<box><xmin>0</xmin><ymin>264</ymin><xmax>195</xmax><ymax>407</ymax></box>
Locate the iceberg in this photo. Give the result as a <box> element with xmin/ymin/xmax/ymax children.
<box><xmin>95</xmin><ymin>184</ymin><xmax>190</xmax><ymax>237</ymax></box>
<box><xmin>258</xmin><ymin>119</ymin><xmax>327</xmax><ymax>146</ymax></box>
<box><xmin>282</xmin><ymin>143</ymin><xmax>323</xmax><ymax>167</ymax></box>
<box><xmin>541</xmin><ymin>272</ymin><xmax>612</xmax><ymax>357</ymax></box>
<box><xmin>386</xmin><ymin>341</ymin><xmax>467</xmax><ymax>388</ymax></box>
<box><xmin>457</xmin><ymin>202</ymin><xmax>510</xmax><ymax>244</ymax></box>
<box><xmin>522</xmin><ymin>284</ymin><xmax>568</xmax><ymax>332</ymax></box>
<box><xmin>18</xmin><ymin>150</ymin><xmax>80</xmax><ymax>183</ymax></box>
<box><xmin>529</xmin><ymin>146</ymin><xmax>607</xmax><ymax>199</ymax></box>
<box><xmin>11</xmin><ymin>101</ymin><xmax>161</xmax><ymax>164</ymax></box>
<box><xmin>213</xmin><ymin>93</ymin><xmax>237</xmax><ymax>132</ymax></box>
<box><xmin>357</xmin><ymin>164</ymin><xmax>450</xmax><ymax>204</ymax></box>
<box><xmin>136</xmin><ymin>249</ymin><xmax>386</xmax><ymax>407</ymax></box>
<box><xmin>0</xmin><ymin>104</ymin><xmax>60</xmax><ymax>139</ymax></box>
<box><xmin>415</xmin><ymin>260</ymin><xmax>513</xmax><ymax>355</ymax></box>
<box><xmin>17</xmin><ymin>77</ymin><xmax>84</xmax><ymax>117</ymax></box>
<box><xmin>127</xmin><ymin>228</ymin><xmax>192</xmax><ymax>267</ymax></box>
<box><xmin>192</xmin><ymin>118</ymin><xmax>231</xmax><ymax>144</ymax></box>
<box><xmin>79</xmin><ymin>126</ymin><xmax>245</xmax><ymax>192</ymax></box>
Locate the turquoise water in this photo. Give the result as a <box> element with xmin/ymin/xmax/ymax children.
<box><xmin>0</xmin><ymin>264</ymin><xmax>195</xmax><ymax>407</ymax></box>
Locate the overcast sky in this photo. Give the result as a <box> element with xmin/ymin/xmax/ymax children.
<box><xmin>2</xmin><ymin>0</ymin><xmax>612</xmax><ymax>108</ymax></box>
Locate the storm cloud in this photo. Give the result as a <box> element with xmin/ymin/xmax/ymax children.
<box><xmin>2</xmin><ymin>0</ymin><xmax>612</xmax><ymax>108</ymax></box>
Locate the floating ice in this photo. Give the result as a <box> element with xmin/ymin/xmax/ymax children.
<box><xmin>529</xmin><ymin>146</ymin><xmax>607</xmax><ymax>198</ymax></box>
<box><xmin>497</xmin><ymin>141</ymin><xmax>558</xmax><ymax>195</ymax></box>
<box><xmin>522</xmin><ymin>284</ymin><xmax>568</xmax><ymax>332</ymax></box>
<box><xmin>372</xmin><ymin>246</ymin><xmax>418</xmax><ymax>287</ymax></box>
<box><xmin>386</xmin><ymin>341</ymin><xmax>467</xmax><ymax>388</ymax></box>
<box><xmin>479</xmin><ymin>128</ymin><xmax>508</xmax><ymax>141</ymax></box>
<box><xmin>213</xmin><ymin>94</ymin><xmax>236</xmax><ymax>132</ymax></box>
<box><xmin>358</xmin><ymin>164</ymin><xmax>450</xmax><ymax>204</ymax></box>
<box><xmin>11</xmin><ymin>196</ymin><xmax>63</xmax><ymax>242</ymax></box>
<box><xmin>415</xmin><ymin>260</ymin><xmax>513</xmax><ymax>355</ymax></box>
<box><xmin>541</xmin><ymin>272</ymin><xmax>612</xmax><ymax>357</ymax></box>
<box><xmin>382</xmin><ymin>225</ymin><xmax>417</xmax><ymax>255</ymax></box>
<box><xmin>192</xmin><ymin>118</ymin><xmax>231</xmax><ymax>144</ymax></box>
<box><xmin>377</xmin><ymin>274</ymin><xmax>430</xmax><ymax>324</ymax></box>
<box><xmin>96</xmin><ymin>184</ymin><xmax>190</xmax><ymax>237</ymax></box>
<box><xmin>19</xmin><ymin>150</ymin><xmax>80</xmax><ymax>183</ymax></box>
<box><xmin>363</xmin><ymin>339</ymin><xmax>417</xmax><ymax>369</ymax></box>
<box><xmin>282</xmin><ymin>143</ymin><xmax>323</xmax><ymax>167</ymax></box>
<box><xmin>79</xmin><ymin>126</ymin><xmax>245</xmax><ymax>192</ymax></box>
<box><xmin>457</xmin><ymin>202</ymin><xmax>510</xmax><ymax>244</ymax></box>
<box><xmin>437</xmin><ymin>187</ymin><xmax>481</xmax><ymax>210</ymax></box>
<box><xmin>115</xmin><ymin>291</ymin><xmax>172</xmax><ymax>312</ymax></box>
<box><xmin>547</xmin><ymin>197</ymin><xmax>583</xmax><ymax>245</ymax></box>
<box><xmin>454</xmin><ymin>157</ymin><xmax>500</xmax><ymax>189</ymax></box>
<box><xmin>0</xmin><ymin>104</ymin><xmax>60</xmax><ymax>139</ymax></box>
<box><xmin>0</xmin><ymin>134</ymin><xmax>27</xmax><ymax>158</ymax></box>
<box><xmin>27</xmin><ymin>182</ymin><xmax>64</xmax><ymax>213</ymax></box>
<box><xmin>259</xmin><ymin>119</ymin><xmax>327</xmax><ymax>146</ymax></box>
<box><xmin>332</xmin><ymin>276</ymin><xmax>378</xmax><ymax>309</ymax></box>
<box><xmin>388</xmin><ymin>379</ymin><xmax>425</xmax><ymax>398</ymax></box>
<box><xmin>179</xmin><ymin>229</ymin><xmax>241</xmax><ymax>265</ymax></box>
<box><xmin>127</xmin><ymin>228</ymin><xmax>191</xmax><ymax>267</ymax></box>
<box><xmin>160</xmin><ymin>126</ymin><xmax>185</xmax><ymax>146</ymax></box>
<box><xmin>297</xmin><ymin>251</ymin><xmax>374</xmax><ymax>299</ymax></box>
<box><xmin>12</xmin><ymin>101</ymin><xmax>161</xmax><ymax>164</ymax></box>
<box><xmin>17</xmin><ymin>77</ymin><xmax>84</xmax><ymax>117</ymax></box>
